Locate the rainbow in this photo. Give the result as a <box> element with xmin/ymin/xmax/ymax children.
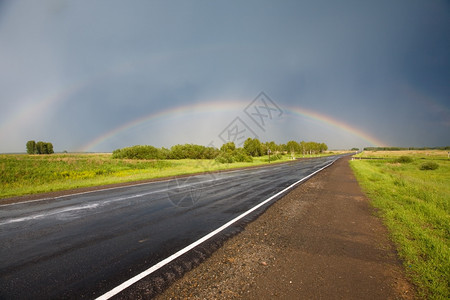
<box><xmin>80</xmin><ymin>101</ymin><xmax>388</xmax><ymax>151</ymax></box>
<box><xmin>0</xmin><ymin>80</ymin><xmax>88</xmax><ymax>142</ymax></box>
<box><xmin>285</xmin><ymin>107</ymin><xmax>387</xmax><ymax>147</ymax></box>
<box><xmin>78</xmin><ymin>100</ymin><xmax>245</xmax><ymax>152</ymax></box>
<box><xmin>0</xmin><ymin>66</ymin><xmax>116</xmax><ymax>143</ymax></box>
<box><xmin>0</xmin><ymin>60</ymin><xmax>137</xmax><ymax>143</ymax></box>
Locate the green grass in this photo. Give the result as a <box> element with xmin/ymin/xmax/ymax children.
<box><xmin>0</xmin><ymin>153</ymin><xmax>299</xmax><ymax>199</ymax></box>
<box><xmin>350</xmin><ymin>151</ymin><xmax>449</xmax><ymax>299</ymax></box>
<box><xmin>0</xmin><ymin>151</ymin><xmax>348</xmax><ymax>199</ymax></box>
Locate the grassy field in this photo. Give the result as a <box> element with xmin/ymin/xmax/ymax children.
<box><xmin>350</xmin><ymin>150</ymin><xmax>449</xmax><ymax>299</ymax></box>
<box><xmin>0</xmin><ymin>152</ymin><xmax>342</xmax><ymax>199</ymax></box>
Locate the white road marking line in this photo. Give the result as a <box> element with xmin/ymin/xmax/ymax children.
<box><xmin>95</xmin><ymin>159</ymin><xmax>337</xmax><ymax>300</ymax></box>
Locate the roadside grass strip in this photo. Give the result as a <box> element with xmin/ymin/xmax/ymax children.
<box><xmin>350</xmin><ymin>152</ymin><xmax>449</xmax><ymax>299</ymax></box>
<box><xmin>0</xmin><ymin>152</ymin><xmax>342</xmax><ymax>199</ymax></box>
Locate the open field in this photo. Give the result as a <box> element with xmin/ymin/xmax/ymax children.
<box><xmin>354</xmin><ymin>149</ymin><xmax>449</xmax><ymax>159</ymax></box>
<box><xmin>0</xmin><ymin>152</ymin><xmax>345</xmax><ymax>199</ymax></box>
<box><xmin>350</xmin><ymin>150</ymin><xmax>449</xmax><ymax>299</ymax></box>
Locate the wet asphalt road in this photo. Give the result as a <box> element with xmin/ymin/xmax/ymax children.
<box><xmin>0</xmin><ymin>156</ymin><xmax>341</xmax><ymax>299</ymax></box>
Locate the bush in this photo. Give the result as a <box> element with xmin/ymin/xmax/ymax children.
<box><xmin>419</xmin><ymin>162</ymin><xmax>439</xmax><ymax>170</ymax></box>
<box><xmin>395</xmin><ymin>156</ymin><xmax>413</xmax><ymax>163</ymax></box>
<box><xmin>169</xmin><ymin>144</ymin><xmax>219</xmax><ymax>159</ymax></box>
<box><xmin>215</xmin><ymin>153</ymin><xmax>234</xmax><ymax>164</ymax></box>
<box><xmin>215</xmin><ymin>148</ymin><xmax>253</xmax><ymax>164</ymax></box>
<box><xmin>268</xmin><ymin>154</ymin><xmax>282</xmax><ymax>162</ymax></box>
<box><xmin>112</xmin><ymin>144</ymin><xmax>220</xmax><ymax>160</ymax></box>
<box><xmin>232</xmin><ymin>151</ymin><xmax>253</xmax><ymax>163</ymax></box>
<box><xmin>112</xmin><ymin>145</ymin><xmax>162</xmax><ymax>160</ymax></box>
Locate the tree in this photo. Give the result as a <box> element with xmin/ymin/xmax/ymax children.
<box><xmin>203</xmin><ymin>146</ymin><xmax>220</xmax><ymax>159</ymax></box>
<box><xmin>26</xmin><ymin>140</ymin><xmax>36</xmax><ymax>154</ymax></box>
<box><xmin>286</xmin><ymin>140</ymin><xmax>300</xmax><ymax>153</ymax></box>
<box><xmin>243</xmin><ymin>138</ymin><xmax>263</xmax><ymax>157</ymax></box>
<box><xmin>42</xmin><ymin>143</ymin><xmax>49</xmax><ymax>154</ymax></box>
<box><xmin>169</xmin><ymin>144</ymin><xmax>186</xmax><ymax>159</ymax></box>
<box><xmin>262</xmin><ymin>141</ymin><xmax>278</xmax><ymax>154</ymax></box>
<box><xmin>46</xmin><ymin>142</ymin><xmax>54</xmax><ymax>154</ymax></box>
<box><xmin>220</xmin><ymin>142</ymin><xmax>236</xmax><ymax>153</ymax></box>
<box><xmin>319</xmin><ymin>143</ymin><xmax>328</xmax><ymax>153</ymax></box>
<box><xmin>300</xmin><ymin>141</ymin><xmax>307</xmax><ymax>155</ymax></box>
<box><xmin>36</xmin><ymin>141</ymin><xmax>44</xmax><ymax>154</ymax></box>
<box><xmin>31</xmin><ymin>141</ymin><xmax>54</xmax><ymax>154</ymax></box>
<box><xmin>298</xmin><ymin>141</ymin><xmax>328</xmax><ymax>155</ymax></box>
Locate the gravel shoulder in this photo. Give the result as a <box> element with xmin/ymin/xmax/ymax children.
<box><xmin>155</xmin><ymin>156</ymin><xmax>416</xmax><ymax>299</ymax></box>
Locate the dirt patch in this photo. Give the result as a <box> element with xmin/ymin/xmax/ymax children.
<box><xmin>155</xmin><ymin>156</ymin><xmax>416</xmax><ymax>299</ymax></box>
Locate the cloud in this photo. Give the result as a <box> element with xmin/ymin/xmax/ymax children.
<box><xmin>0</xmin><ymin>0</ymin><xmax>449</xmax><ymax>152</ymax></box>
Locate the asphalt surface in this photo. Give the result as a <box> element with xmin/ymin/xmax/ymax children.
<box><xmin>0</xmin><ymin>156</ymin><xmax>342</xmax><ymax>299</ymax></box>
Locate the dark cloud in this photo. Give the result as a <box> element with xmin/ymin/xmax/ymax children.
<box><xmin>0</xmin><ymin>0</ymin><xmax>449</xmax><ymax>152</ymax></box>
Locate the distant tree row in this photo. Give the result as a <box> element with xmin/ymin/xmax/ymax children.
<box><xmin>284</xmin><ymin>140</ymin><xmax>328</xmax><ymax>155</ymax></box>
<box><xmin>26</xmin><ymin>140</ymin><xmax>54</xmax><ymax>154</ymax></box>
<box><xmin>242</xmin><ymin>139</ymin><xmax>327</xmax><ymax>157</ymax></box>
<box><xmin>112</xmin><ymin>144</ymin><xmax>219</xmax><ymax>160</ymax></box>
<box><xmin>364</xmin><ymin>146</ymin><xmax>450</xmax><ymax>151</ymax></box>
<box><xmin>112</xmin><ymin>138</ymin><xmax>328</xmax><ymax>161</ymax></box>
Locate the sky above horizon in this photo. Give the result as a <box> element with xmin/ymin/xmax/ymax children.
<box><xmin>0</xmin><ymin>0</ymin><xmax>449</xmax><ymax>153</ymax></box>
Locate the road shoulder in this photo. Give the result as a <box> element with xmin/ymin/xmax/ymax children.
<box><xmin>156</xmin><ymin>156</ymin><xmax>416</xmax><ymax>299</ymax></box>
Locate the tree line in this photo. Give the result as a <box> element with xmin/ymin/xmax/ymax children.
<box><xmin>364</xmin><ymin>146</ymin><xmax>450</xmax><ymax>151</ymax></box>
<box><xmin>112</xmin><ymin>144</ymin><xmax>219</xmax><ymax>160</ymax></box>
<box><xmin>26</xmin><ymin>140</ymin><xmax>54</xmax><ymax>154</ymax></box>
<box><xmin>112</xmin><ymin>138</ymin><xmax>328</xmax><ymax>162</ymax></box>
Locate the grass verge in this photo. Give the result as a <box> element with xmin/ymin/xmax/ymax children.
<box><xmin>0</xmin><ymin>152</ymin><xmax>341</xmax><ymax>199</ymax></box>
<box><xmin>350</xmin><ymin>151</ymin><xmax>449</xmax><ymax>299</ymax></box>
